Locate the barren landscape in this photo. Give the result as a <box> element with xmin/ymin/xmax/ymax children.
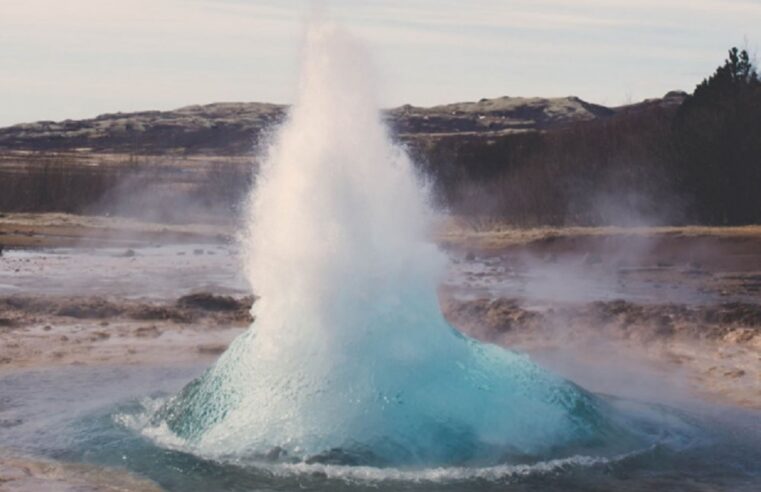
<box><xmin>1</xmin><ymin>195</ymin><xmax>761</xmax><ymax>492</ymax></box>
<box><xmin>0</xmin><ymin>37</ymin><xmax>759</xmax><ymax>492</ymax></box>
<box><xmin>2</xmin><ymin>215</ymin><xmax>759</xmax><ymax>411</ymax></box>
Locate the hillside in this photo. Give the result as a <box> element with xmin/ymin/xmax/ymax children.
<box><xmin>0</xmin><ymin>92</ymin><xmax>691</xmax><ymax>225</ymax></box>
<box><xmin>3</xmin><ymin>47</ymin><xmax>757</xmax><ymax>227</ymax></box>
<box><xmin>0</xmin><ymin>95</ymin><xmax>631</xmax><ymax>155</ymax></box>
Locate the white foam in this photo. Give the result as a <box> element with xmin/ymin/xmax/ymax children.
<box><xmin>256</xmin><ymin>454</ymin><xmax>616</xmax><ymax>483</ymax></box>
<box><xmin>118</xmin><ymin>404</ymin><xmax>626</xmax><ymax>484</ymax></box>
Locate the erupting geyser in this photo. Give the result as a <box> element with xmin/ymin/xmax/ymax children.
<box><xmin>150</xmin><ymin>22</ymin><xmax>629</xmax><ymax>467</ymax></box>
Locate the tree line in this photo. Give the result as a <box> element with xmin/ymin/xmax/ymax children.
<box><xmin>421</xmin><ymin>47</ymin><xmax>761</xmax><ymax>226</ymax></box>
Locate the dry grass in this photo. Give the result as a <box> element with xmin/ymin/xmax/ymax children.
<box><xmin>0</xmin><ymin>151</ymin><xmax>254</xmax><ymax>222</ymax></box>
<box><xmin>0</xmin><ymin>212</ymin><xmax>233</xmax><ymax>248</ymax></box>
<box><xmin>436</xmin><ymin>215</ymin><xmax>761</xmax><ymax>250</ymax></box>
<box><xmin>5</xmin><ymin>211</ymin><xmax>761</xmax><ymax>250</ymax></box>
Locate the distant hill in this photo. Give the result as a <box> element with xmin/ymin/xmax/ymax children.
<box><xmin>0</xmin><ymin>94</ymin><xmax>684</xmax><ymax>155</ymax></box>
<box><xmin>3</xmin><ymin>47</ymin><xmax>757</xmax><ymax>227</ymax></box>
<box><xmin>0</xmin><ymin>91</ymin><xmax>703</xmax><ymax>226</ymax></box>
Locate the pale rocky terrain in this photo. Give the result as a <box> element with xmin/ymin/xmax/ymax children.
<box><xmin>440</xmin><ymin>223</ymin><xmax>761</xmax><ymax>408</ymax></box>
<box><xmin>0</xmin><ymin>215</ymin><xmax>758</xmax><ymax>408</ymax></box>
<box><xmin>0</xmin><ymin>94</ymin><xmax>683</xmax><ymax>154</ymax></box>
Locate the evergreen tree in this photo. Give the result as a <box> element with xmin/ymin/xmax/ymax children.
<box><xmin>675</xmin><ymin>47</ymin><xmax>761</xmax><ymax>224</ymax></box>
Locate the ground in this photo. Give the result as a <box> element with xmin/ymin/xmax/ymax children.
<box><xmin>0</xmin><ymin>213</ymin><xmax>760</xmax><ymax>490</ymax></box>
<box><xmin>440</xmin><ymin>220</ymin><xmax>761</xmax><ymax>407</ymax></box>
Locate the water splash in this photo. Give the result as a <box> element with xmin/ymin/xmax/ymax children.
<box><xmin>150</xmin><ymin>22</ymin><xmax>636</xmax><ymax>467</ymax></box>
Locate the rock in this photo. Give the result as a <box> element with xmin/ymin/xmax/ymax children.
<box><xmin>56</xmin><ymin>299</ymin><xmax>121</xmax><ymax>319</ymax></box>
<box><xmin>134</xmin><ymin>325</ymin><xmax>161</xmax><ymax>338</ymax></box>
<box><xmin>177</xmin><ymin>292</ymin><xmax>251</xmax><ymax>312</ymax></box>
<box><xmin>723</xmin><ymin>369</ymin><xmax>746</xmax><ymax>379</ymax></box>
<box><xmin>197</xmin><ymin>343</ymin><xmax>226</xmax><ymax>355</ymax></box>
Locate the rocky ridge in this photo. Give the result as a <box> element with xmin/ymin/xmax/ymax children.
<box><xmin>0</xmin><ymin>93</ymin><xmax>684</xmax><ymax>155</ymax></box>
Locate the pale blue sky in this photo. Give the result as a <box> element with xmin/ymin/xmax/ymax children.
<box><xmin>1</xmin><ymin>0</ymin><xmax>759</xmax><ymax>126</ymax></box>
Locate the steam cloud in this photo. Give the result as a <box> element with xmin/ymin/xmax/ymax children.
<box><xmin>141</xmin><ymin>20</ymin><xmax>681</xmax><ymax>468</ymax></box>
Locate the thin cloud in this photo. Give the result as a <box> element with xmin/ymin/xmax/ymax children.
<box><xmin>0</xmin><ymin>0</ymin><xmax>759</xmax><ymax>125</ymax></box>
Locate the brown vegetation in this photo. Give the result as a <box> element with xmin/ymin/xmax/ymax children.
<box><xmin>0</xmin><ymin>152</ymin><xmax>253</xmax><ymax>223</ymax></box>
<box><xmin>0</xmin><ymin>293</ymin><xmax>254</xmax><ymax>326</ymax></box>
<box><xmin>0</xmin><ymin>212</ymin><xmax>233</xmax><ymax>247</ymax></box>
<box><xmin>434</xmin><ymin>48</ymin><xmax>761</xmax><ymax>226</ymax></box>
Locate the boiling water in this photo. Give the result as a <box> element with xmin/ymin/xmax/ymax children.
<box><xmin>1</xmin><ymin>367</ymin><xmax>759</xmax><ymax>491</ymax></box>
<box><xmin>3</xmin><ymin>20</ymin><xmax>760</xmax><ymax>492</ymax></box>
<box><xmin>141</xmin><ymin>22</ymin><xmax>685</xmax><ymax>467</ymax></box>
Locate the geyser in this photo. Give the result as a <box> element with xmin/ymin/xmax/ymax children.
<box><xmin>150</xmin><ymin>22</ymin><xmax>629</xmax><ymax>467</ymax></box>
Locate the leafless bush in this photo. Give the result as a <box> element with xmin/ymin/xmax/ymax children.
<box><xmin>0</xmin><ymin>154</ymin><xmax>255</xmax><ymax>224</ymax></box>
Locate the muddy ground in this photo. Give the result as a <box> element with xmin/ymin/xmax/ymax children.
<box><xmin>1</xmin><ymin>213</ymin><xmax>760</xmax><ymax>490</ymax></box>
<box><xmin>440</xmin><ymin>221</ymin><xmax>761</xmax><ymax>408</ymax></box>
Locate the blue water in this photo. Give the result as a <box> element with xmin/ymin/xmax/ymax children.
<box><xmin>1</xmin><ymin>366</ymin><xmax>760</xmax><ymax>491</ymax></box>
<box><xmin>148</xmin><ymin>286</ymin><xmax>663</xmax><ymax>467</ymax></box>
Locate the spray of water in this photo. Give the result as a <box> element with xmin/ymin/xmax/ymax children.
<box><xmin>149</xmin><ymin>22</ymin><xmax>648</xmax><ymax>467</ymax></box>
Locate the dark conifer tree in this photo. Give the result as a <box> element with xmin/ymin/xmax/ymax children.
<box><xmin>675</xmin><ymin>47</ymin><xmax>761</xmax><ymax>224</ymax></box>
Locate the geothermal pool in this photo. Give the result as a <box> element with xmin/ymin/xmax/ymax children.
<box><xmin>1</xmin><ymin>365</ymin><xmax>760</xmax><ymax>491</ymax></box>
<box><xmin>2</xmin><ymin>20</ymin><xmax>760</xmax><ymax>492</ymax></box>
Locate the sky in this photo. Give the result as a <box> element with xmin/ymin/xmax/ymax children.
<box><xmin>1</xmin><ymin>0</ymin><xmax>760</xmax><ymax>126</ymax></box>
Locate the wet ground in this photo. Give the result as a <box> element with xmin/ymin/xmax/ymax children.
<box><xmin>0</xmin><ymin>216</ymin><xmax>760</xmax><ymax>490</ymax></box>
<box><xmin>1</xmin><ymin>231</ymin><xmax>759</xmax><ymax>405</ymax></box>
<box><xmin>0</xmin><ymin>244</ymin><xmax>247</xmax><ymax>299</ymax></box>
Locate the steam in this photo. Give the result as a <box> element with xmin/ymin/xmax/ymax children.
<box><xmin>86</xmin><ymin>159</ymin><xmax>253</xmax><ymax>225</ymax></box>
<box><xmin>241</xmin><ymin>20</ymin><xmax>436</xmax><ymax>326</ymax></box>
<box><xmin>143</xmin><ymin>21</ymin><xmax>678</xmax><ymax>468</ymax></box>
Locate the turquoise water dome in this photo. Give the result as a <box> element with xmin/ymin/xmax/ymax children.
<box><xmin>156</xmin><ymin>293</ymin><xmax>619</xmax><ymax>466</ymax></box>
<box><xmin>150</xmin><ymin>22</ymin><xmax>636</xmax><ymax>467</ymax></box>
